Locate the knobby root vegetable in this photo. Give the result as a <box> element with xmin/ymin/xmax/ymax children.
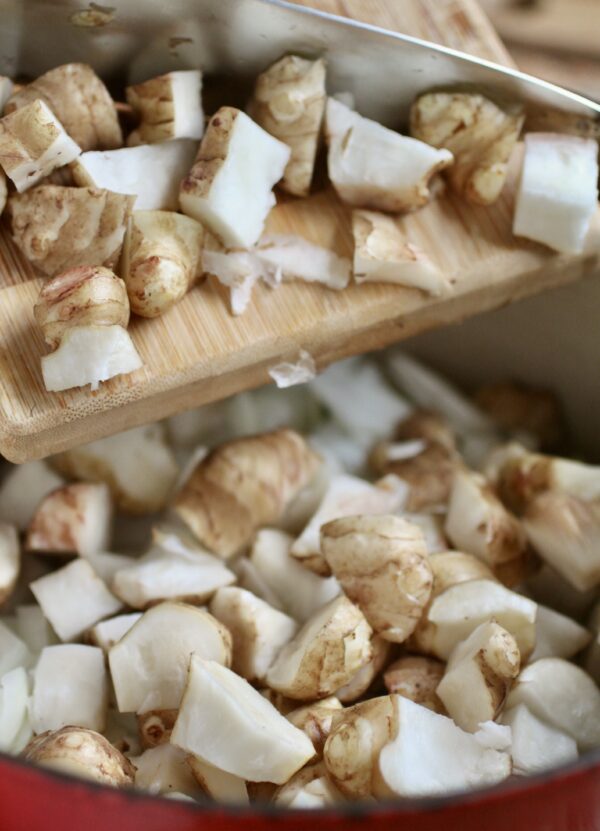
<box><xmin>383</xmin><ymin>655</ymin><xmax>446</xmax><ymax>713</ymax></box>
<box><xmin>121</xmin><ymin>210</ymin><xmax>204</xmax><ymax>317</ymax></box>
<box><xmin>265</xmin><ymin>595</ymin><xmax>373</xmax><ymax>700</ymax></box>
<box><xmin>174</xmin><ymin>428</ymin><xmax>321</xmax><ymax>558</ymax></box>
<box><xmin>26</xmin><ymin>481</ymin><xmax>112</xmax><ymax>557</ymax></box>
<box><xmin>109</xmin><ymin>601</ymin><xmax>232</xmax><ymax>713</ymax></box>
<box><xmin>321</xmin><ymin>514</ymin><xmax>432</xmax><ymax>643</ymax></box>
<box><xmin>325</xmin><ymin>97</ymin><xmax>453</xmax><ymax>212</ymax></box>
<box><xmin>410</xmin><ymin>91</ymin><xmax>524</xmax><ymax>205</ymax></box>
<box><xmin>0</xmin><ymin>100</ymin><xmax>80</xmax><ymax>191</ymax></box>
<box><xmin>436</xmin><ymin>620</ymin><xmax>520</xmax><ymax>731</ymax></box>
<box><xmin>126</xmin><ymin>70</ymin><xmax>204</xmax><ymax>144</ymax></box>
<box><xmin>250</xmin><ymin>55</ymin><xmax>326</xmax><ymax>197</ymax></box>
<box><xmin>179</xmin><ymin>106</ymin><xmax>290</xmax><ymax>248</ymax></box>
<box><xmin>5</xmin><ymin>63</ymin><xmax>122</xmax><ymax>150</ymax></box>
<box><xmin>9</xmin><ymin>186</ymin><xmax>134</xmax><ymax>275</ymax></box>
<box><xmin>33</xmin><ymin>264</ymin><xmax>142</xmax><ymax>393</ymax></box>
<box><xmin>24</xmin><ymin>726</ymin><xmax>135</xmax><ymax>786</ymax></box>
<box><xmin>34</xmin><ymin>265</ymin><xmax>129</xmax><ymax>349</ymax></box>
<box><xmin>170</xmin><ymin>657</ymin><xmax>315</xmax><ymax>784</ymax></box>
<box><xmin>352</xmin><ymin>210</ymin><xmax>446</xmax><ymax>293</ymax></box>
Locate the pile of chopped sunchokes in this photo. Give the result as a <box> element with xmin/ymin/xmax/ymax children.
<box><xmin>0</xmin><ymin>350</ymin><xmax>599</xmax><ymax>808</ymax></box>
<box><xmin>0</xmin><ymin>58</ymin><xmax>597</xmax><ymax>393</ymax></box>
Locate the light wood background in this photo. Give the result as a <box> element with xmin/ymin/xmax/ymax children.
<box><xmin>1</xmin><ymin>0</ymin><xmax>599</xmax><ymax>463</ymax></box>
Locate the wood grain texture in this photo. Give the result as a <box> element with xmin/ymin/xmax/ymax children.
<box><xmin>1</xmin><ymin>0</ymin><xmax>599</xmax><ymax>462</ymax></box>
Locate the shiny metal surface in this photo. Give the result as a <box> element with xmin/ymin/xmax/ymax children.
<box><xmin>0</xmin><ymin>0</ymin><xmax>599</xmax><ymax>129</ymax></box>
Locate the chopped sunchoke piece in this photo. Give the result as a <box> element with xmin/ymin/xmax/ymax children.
<box><xmin>35</xmin><ymin>265</ymin><xmax>129</xmax><ymax>350</ymax></box>
<box><xmin>171</xmin><ymin>657</ymin><xmax>315</xmax><ymax>783</ymax></box>
<box><xmin>250</xmin><ymin>55</ymin><xmax>326</xmax><ymax>197</ymax></box>
<box><xmin>335</xmin><ymin>635</ymin><xmax>392</xmax><ymax>703</ymax></box>
<box><xmin>126</xmin><ymin>70</ymin><xmax>204</xmax><ymax>144</ymax></box>
<box><xmin>324</xmin><ymin>694</ymin><xmax>509</xmax><ymax>799</ymax></box>
<box><xmin>24</xmin><ymin>727</ymin><xmax>135</xmax><ymax>787</ymax></box>
<box><xmin>474</xmin><ymin>382</ymin><xmax>564</xmax><ymax>450</ymax></box>
<box><xmin>5</xmin><ymin>64</ymin><xmax>122</xmax><ymax>151</ymax></box>
<box><xmin>286</xmin><ymin>697</ymin><xmax>343</xmax><ymax>757</ymax></box>
<box><xmin>88</xmin><ymin>612</ymin><xmax>142</xmax><ymax>652</ymax></box>
<box><xmin>513</xmin><ymin>133</ymin><xmax>599</xmax><ymax>254</ymax></box>
<box><xmin>0</xmin><ymin>99</ymin><xmax>80</xmax><ymax>192</ymax></box>
<box><xmin>72</xmin><ymin>139</ymin><xmax>197</xmax><ymax>210</ymax></box>
<box><xmin>523</xmin><ymin>492</ymin><xmax>600</xmax><ymax>591</ymax></box>
<box><xmin>273</xmin><ymin>761</ymin><xmax>343</xmax><ymax>808</ymax></box>
<box><xmin>445</xmin><ymin>468</ymin><xmax>530</xmax><ymax>585</ymax></box>
<box><xmin>495</xmin><ymin>448</ymin><xmax>600</xmax><ymax>516</ymax></box>
<box><xmin>255</xmin><ymin>235</ymin><xmax>351</xmax><ymax>290</ymax></box>
<box><xmin>209</xmin><ymin>586</ymin><xmax>297</xmax><ymax>682</ymax></box>
<box><xmin>51</xmin><ymin>424</ymin><xmax>178</xmax><ymax>514</ymax></box>
<box><xmin>15</xmin><ymin>605</ymin><xmax>57</xmax><ymax>654</ymax></box>
<box><xmin>323</xmin><ymin>695</ymin><xmax>395</xmax><ymax>798</ymax></box>
<box><xmin>179</xmin><ymin>107</ymin><xmax>290</xmax><ymax>248</ymax></box>
<box><xmin>174</xmin><ymin>428</ymin><xmax>320</xmax><ymax>559</ymax></box>
<box><xmin>137</xmin><ymin>709</ymin><xmax>177</xmax><ymax>749</ymax></box>
<box><xmin>378</xmin><ymin>697</ymin><xmax>511</xmax><ymax>797</ymax></box>
<box><xmin>112</xmin><ymin>547</ymin><xmax>235</xmax><ymax>610</ymax></box>
<box><xmin>321</xmin><ymin>514</ymin><xmax>432</xmax><ymax>643</ymax></box>
<box><xmin>0</xmin><ymin>524</ymin><xmax>19</xmax><ymax>605</ymax></box>
<box><xmin>383</xmin><ymin>655</ymin><xmax>446</xmax><ymax>713</ymax></box>
<box><xmin>530</xmin><ymin>604</ymin><xmax>591</xmax><ymax>661</ymax></box>
<box><xmin>428</xmin><ymin>550</ymin><xmax>496</xmax><ymax>597</ymax></box>
<box><xmin>187</xmin><ymin>756</ymin><xmax>249</xmax><ymax>804</ymax></box>
<box><xmin>121</xmin><ymin>210</ymin><xmax>204</xmax><ymax>317</ymax></box>
<box><xmin>291</xmin><ymin>473</ymin><xmax>406</xmax><ymax>576</ymax></box>
<box><xmin>265</xmin><ymin>595</ymin><xmax>373</xmax><ymax>700</ymax></box>
<box><xmin>501</xmin><ymin>704</ymin><xmax>577</xmax><ymax>775</ymax></box>
<box><xmin>410</xmin><ymin>92</ymin><xmax>524</xmax><ymax>205</ymax></box>
<box><xmin>26</xmin><ymin>482</ymin><xmax>112</xmax><ymax>557</ymax></box>
<box><xmin>8</xmin><ymin>185</ymin><xmax>134</xmax><ymax>275</ymax></box>
<box><xmin>411</xmin><ymin>578</ymin><xmax>537</xmax><ymax>661</ymax></box>
<box><xmin>371</xmin><ymin>440</ymin><xmax>458</xmax><ymax>513</ymax></box>
<box><xmin>269</xmin><ymin>350</ymin><xmax>317</xmax><ymax>389</ymax></box>
<box><xmin>109</xmin><ymin>602</ymin><xmax>232</xmax><ymax>713</ymax></box>
<box><xmin>41</xmin><ymin>324</ymin><xmax>143</xmax><ymax>392</ymax></box>
<box><xmin>310</xmin><ymin>357</ymin><xmax>412</xmax><ymax>449</ymax></box>
<box><xmin>0</xmin><ymin>667</ymin><xmax>31</xmax><ymax>753</ymax></box>
<box><xmin>0</xmin><ymin>461</ymin><xmax>64</xmax><ymax>531</ymax></box>
<box><xmin>249</xmin><ymin>528</ymin><xmax>340</xmax><ymax>622</ymax></box>
<box><xmin>352</xmin><ymin>210</ymin><xmax>445</xmax><ymax>293</ymax></box>
<box><xmin>31</xmin><ymin>558</ymin><xmax>122</xmax><ymax>641</ymax></box>
<box><xmin>131</xmin><ymin>743</ymin><xmax>202</xmax><ymax>798</ymax></box>
<box><xmin>325</xmin><ymin>98</ymin><xmax>452</xmax><ymax>212</ymax></box>
<box><xmin>31</xmin><ymin>644</ymin><xmax>108</xmax><ymax>733</ymax></box>
<box><xmin>437</xmin><ymin>621</ymin><xmax>520</xmax><ymax>732</ymax></box>
<box><xmin>506</xmin><ymin>658</ymin><xmax>600</xmax><ymax>750</ymax></box>
<box><xmin>395</xmin><ymin>409</ymin><xmax>457</xmax><ymax>452</ymax></box>
<box><xmin>0</xmin><ymin>621</ymin><xmax>30</xmax><ymax>677</ymax></box>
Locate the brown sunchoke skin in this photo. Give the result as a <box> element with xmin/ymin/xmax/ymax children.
<box><xmin>174</xmin><ymin>428</ymin><xmax>321</xmax><ymax>558</ymax></box>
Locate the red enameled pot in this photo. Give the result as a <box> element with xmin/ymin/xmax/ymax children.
<box><xmin>1</xmin><ymin>749</ymin><xmax>600</xmax><ymax>831</ymax></box>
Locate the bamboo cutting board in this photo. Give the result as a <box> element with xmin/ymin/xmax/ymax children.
<box><xmin>1</xmin><ymin>0</ymin><xmax>600</xmax><ymax>463</ymax></box>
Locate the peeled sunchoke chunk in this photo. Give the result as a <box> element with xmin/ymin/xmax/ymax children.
<box><xmin>325</xmin><ymin>98</ymin><xmax>453</xmax><ymax>212</ymax></box>
<box><xmin>180</xmin><ymin>106</ymin><xmax>290</xmax><ymax>248</ymax></box>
